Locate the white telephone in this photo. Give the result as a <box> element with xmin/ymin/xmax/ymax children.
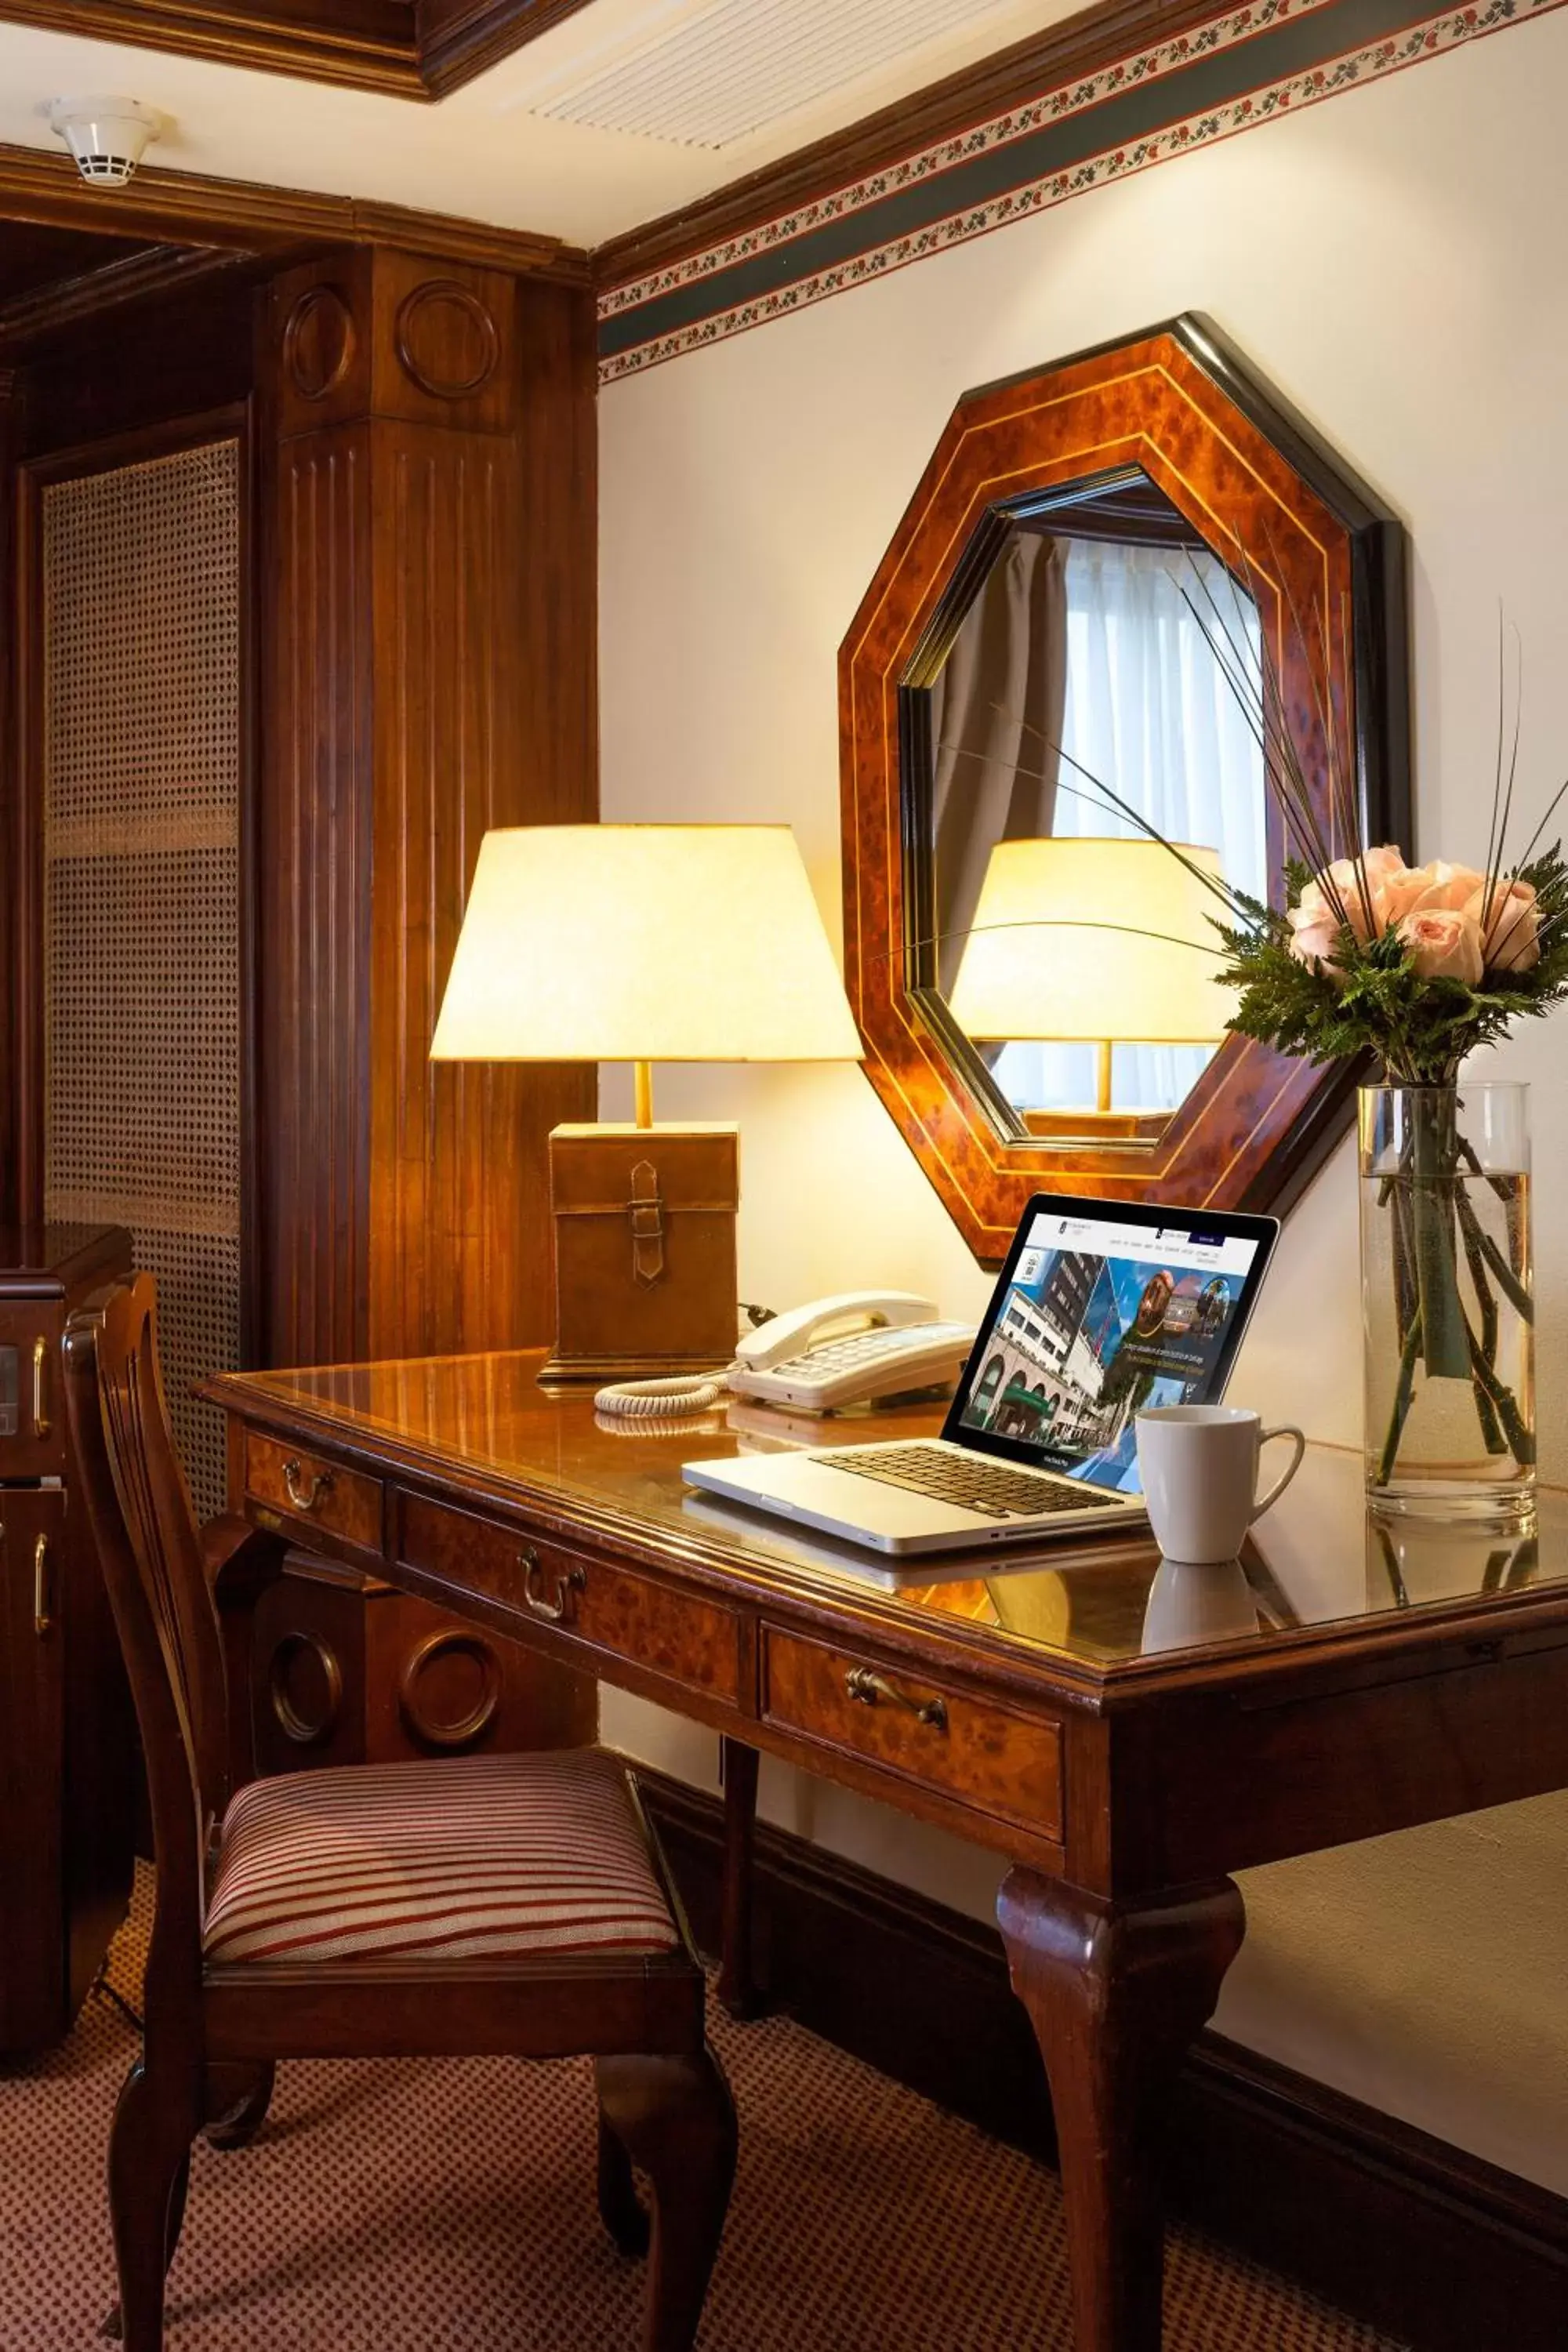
<box><xmin>727</xmin><ymin>1290</ymin><xmax>977</xmax><ymax>1414</ymax></box>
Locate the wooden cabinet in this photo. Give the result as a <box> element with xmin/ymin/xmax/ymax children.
<box><xmin>0</xmin><ymin>1226</ymin><xmax>135</xmax><ymax>2050</ymax></box>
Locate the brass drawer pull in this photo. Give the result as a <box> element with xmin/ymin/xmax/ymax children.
<box><xmin>521</xmin><ymin>1548</ymin><xmax>585</xmax><ymax>1624</ymax></box>
<box><xmin>282</xmin><ymin>1458</ymin><xmax>335</xmax><ymax>1514</ymax></box>
<box><xmin>844</xmin><ymin>1665</ymin><xmax>947</xmax><ymax>1730</ymax></box>
<box><xmin>32</xmin><ymin>1338</ymin><xmax>49</xmax><ymax>1440</ymax></box>
<box><xmin>34</xmin><ymin>1533</ymin><xmax>52</xmax><ymax>1638</ymax></box>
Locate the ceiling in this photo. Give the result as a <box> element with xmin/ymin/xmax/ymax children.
<box><xmin>0</xmin><ymin>0</ymin><xmax>1086</xmax><ymax>249</ymax></box>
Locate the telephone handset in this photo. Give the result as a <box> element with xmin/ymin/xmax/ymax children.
<box><xmin>728</xmin><ymin>1290</ymin><xmax>977</xmax><ymax>1414</ymax></box>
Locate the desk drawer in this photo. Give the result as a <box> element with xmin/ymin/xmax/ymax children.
<box><xmin>762</xmin><ymin>1629</ymin><xmax>1063</xmax><ymax>1840</ymax></box>
<box><xmin>245</xmin><ymin>1432</ymin><xmax>383</xmax><ymax>1554</ymax></box>
<box><xmin>399</xmin><ymin>1494</ymin><xmax>741</xmax><ymax>1706</ymax></box>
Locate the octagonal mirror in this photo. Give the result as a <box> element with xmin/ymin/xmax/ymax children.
<box><xmin>840</xmin><ymin>316</ymin><xmax>1410</xmax><ymax>1264</ymax></box>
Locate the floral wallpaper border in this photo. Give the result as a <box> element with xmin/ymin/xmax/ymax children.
<box><xmin>598</xmin><ymin>0</ymin><xmax>1561</xmax><ymax>383</ymax></box>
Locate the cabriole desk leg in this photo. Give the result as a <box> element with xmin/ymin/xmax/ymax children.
<box><xmin>717</xmin><ymin>1737</ymin><xmax>762</xmax><ymax>2019</ymax></box>
<box><xmin>997</xmin><ymin>1869</ymin><xmax>1246</xmax><ymax>2352</ymax></box>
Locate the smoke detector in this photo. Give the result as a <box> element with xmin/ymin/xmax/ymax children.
<box><xmin>47</xmin><ymin>96</ymin><xmax>165</xmax><ymax>187</ymax></box>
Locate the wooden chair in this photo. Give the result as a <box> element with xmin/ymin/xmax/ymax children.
<box><xmin>63</xmin><ymin>1275</ymin><xmax>736</xmax><ymax>2352</ymax></box>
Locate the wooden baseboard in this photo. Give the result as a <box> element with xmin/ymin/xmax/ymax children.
<box><xmin>639</xmin><ymin>1767</ymin><xmax>1568</xmax><ymax>2352</ymax></box>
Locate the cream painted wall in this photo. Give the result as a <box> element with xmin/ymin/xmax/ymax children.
<box><xmin>598</xmin><ymin>17</ymin><xmax>1568</xmax><ymax>2194</ymax></box>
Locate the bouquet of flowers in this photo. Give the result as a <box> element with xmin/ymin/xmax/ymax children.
<box><xmin>1017</xmin><ymin>575</ymin><xmax>1566</xmax><ymax>1501</ymax></box>
<box><xmin>1211</xmin><ymin>846</ymin><xmax>1568</xmax><ymax>1084</ymax></box>
<box><xmin>1109</xmin><ymin>583</ymin><xmax>1566</xmax><ymax>1500</ymax></box>
<box><xmin>966</xmin><ymin>568</ymin><xmax>1564</xmax><ymax>1500</ymax></box>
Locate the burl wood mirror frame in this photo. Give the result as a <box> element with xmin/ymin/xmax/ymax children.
<box><xmin>839</xmin><ymin>314</ymin><xmax>1410</xmax><ymax>1264</ymax></box>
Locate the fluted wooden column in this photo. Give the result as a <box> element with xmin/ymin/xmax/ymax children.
<box><xmin>255</xmin><ymin>245</ymin><xmax>596</xmax><ymax>1367</ymax></box>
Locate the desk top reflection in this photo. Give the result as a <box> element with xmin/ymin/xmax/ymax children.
<box><xmin>216</xmin><ymin>1349</ymin><xmax>1567</xmax><ymax>1689</ymax></box>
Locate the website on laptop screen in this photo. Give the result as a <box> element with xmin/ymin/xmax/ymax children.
<box><xmin>953</xmin><ymin>1207</ymin><xmax>1269</xmax><ymax>1496</ymax></box>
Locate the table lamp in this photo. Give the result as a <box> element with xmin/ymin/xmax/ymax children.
<box><xmin>947</xmin><ymin>837</ymin><xmax>1234</xmax><ymax>1123</ymax></box>
<box><xmin>430</xmin><ymin>824</ymin><xmax>864</xmax><ymax>1381</ymax></box>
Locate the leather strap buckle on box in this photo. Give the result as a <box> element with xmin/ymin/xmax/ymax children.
<box><xmin>629</xmin><ymin>1160</ymin><xmax>665</xmax><ymax>1287</ymax></box>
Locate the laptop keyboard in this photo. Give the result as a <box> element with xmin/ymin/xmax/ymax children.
<box><xmin>814</xmin><ymin>1443</ymin><xmax>1128</xmax><ymax>1520</ymax></box>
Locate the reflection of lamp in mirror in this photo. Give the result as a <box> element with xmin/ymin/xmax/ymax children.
<box><xmin>947</xmin><ymin>837</ymin><xmax>1235</xmax><ymax>1131</ymax></box>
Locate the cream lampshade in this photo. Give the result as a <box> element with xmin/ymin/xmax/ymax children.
<box><xmin>948</xmin><ymin>836</ymin><xmax>1234</xmax><ymax>1113</ymax></box>
<box><xmin>430</xmin><ymin>823</ymin><xmax>862</xmax><ymax>1113</ymax></box>
<box><xmin>430</xmin><ymin>824</ymin><xmax>863</xmax><ymax>1380</ymax></box>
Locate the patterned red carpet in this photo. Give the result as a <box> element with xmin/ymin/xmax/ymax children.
<box><xmin>1</xmin><ymin>1870</ymin><xmax>1403</xmax><ymax>2350</ymax></box>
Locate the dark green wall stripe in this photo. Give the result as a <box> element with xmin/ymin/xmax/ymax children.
<box><xmin>599</xmin><ymin>0</ymin><xmax>1529</xmax><ymax>364</ymax></box>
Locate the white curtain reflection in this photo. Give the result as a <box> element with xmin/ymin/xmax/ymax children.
<box><xmin>993</xmin><ymin>539</ymin><xmax>1265</xmax><ymax>1113</ymax></box>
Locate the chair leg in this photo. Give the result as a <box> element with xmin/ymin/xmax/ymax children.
<box><xmin>205</xmin><ymin>2060</ymin><xmax>277</xmax><ymax>2151</ymax></box>
<box><xmin>597</xmin><ymin>2109</ymin><xmax>652</xmax><ymax>2258</ymax></box>
<box><xmin>106</xmin><ymin>2061</ymin><xmax>198</xmax><ymax>2352</ymax></box>
<box><xmin>595</xmin><ymin>2047</ymin><xmax>737</xmax><ymax>2352</ymax></box>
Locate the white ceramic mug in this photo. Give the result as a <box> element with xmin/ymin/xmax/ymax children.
<box><xmin>1135</xmin><ymin>1404</ymin><xmax>1306</xmax><ymax>1564</ymax></box>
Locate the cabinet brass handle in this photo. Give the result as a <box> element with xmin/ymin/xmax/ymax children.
<box><xmin>32</xmin><ymin>1338</ymin><xmax>49</xmax><ymax>1440</ymax></box>
<box><xmin>521</xmin><ymin>1548</ymin><xmax>585</xmax><ymax>1624</ymax></box>
<box><xmin>282</xmin><ymin>1458</ymin><xmax>334</xmax><ymax>1514</ymax></box>
<box><xmin>34</xmin><ymin>1534</ymin><xmax>52</xmax><ymax>1638</ymax></box>
<box><xmin>844</xmin><ymin>1665</ymin><xmax>947</xmax><ymax>1730</ymax></box>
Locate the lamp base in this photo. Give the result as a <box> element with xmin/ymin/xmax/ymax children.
<box><xmin>543</xmin><ymin>1122</ymin><xmax>740</xmax><ymax>1384</ymax></box>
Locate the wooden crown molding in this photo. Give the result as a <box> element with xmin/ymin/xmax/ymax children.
<box><xmin>0</xmin><ymin>142</ymin><xmax>591</xmax><ymax>285</ymax></box>
<box><xmin>418</xmin><ymin>0</ymin><xmax>596</xmax><ymax>98</ymax></box>
<box><xmin>593</xmin><ymin>0</ymin><xmax>1241</xmax><ymax>289</ymax></box>
<box><xmin>0</xmin><ymin>0</ymin><xmax>597</xmax><ymax>100</ymax></box>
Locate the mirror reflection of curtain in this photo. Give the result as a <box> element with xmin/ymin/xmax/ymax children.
<box><xmin>993</xmin><ymin>539</ymin><xmax>1265</xmax><ymax>1114</ymax></box>
<box><xmin>930</xmin><ymin>532</ymin><xmax>1068</xmax><ymax>994</ymax></box>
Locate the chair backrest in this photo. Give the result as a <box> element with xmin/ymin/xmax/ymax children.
<box><xmin>64</xmin><ymin>1275</ymin><xmax>230</xmax><ymax>2010</ymax></box>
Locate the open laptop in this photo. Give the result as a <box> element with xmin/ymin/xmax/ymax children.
<box><xmin>684</xmin><ymin>1192</ymin><xmax>1279</xmax><ymax>1555</ymax></box>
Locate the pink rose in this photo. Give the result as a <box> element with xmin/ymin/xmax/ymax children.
<box><xmin>1288</xmin><ymin>913</ymin><xmax>1345</xmax><ymax>973</ymax></box>
<box><xmin>1397</xmin><ymin>906</ymin><xmax>1485</xmax><ymax>984</ymax></box>
<box><xmin>1465</xmin><ymin>877</ymin><xmax>1541</xmax><ymax>973</ymax></box>
<box><xmin>1384</xmin><ymin>860</ymin><xmax>1488</xmax><ymax>921</ymax></box>
<box><xmin>1296</xmin><ymin>848</ymin><xmax>1417</xmax><ymax>944</ymax></box>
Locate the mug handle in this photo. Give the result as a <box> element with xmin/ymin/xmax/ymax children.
<box><xmin>1251</xmin><ymin>1425</ymin><xmax>1306</xmax><ymax>1519</ymax></box>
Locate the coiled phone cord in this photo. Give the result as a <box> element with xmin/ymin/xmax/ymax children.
<box><xmin>593</xmin><ymin>1372</ymin><xmax>731</xmax><ymax>1418</ymax></box>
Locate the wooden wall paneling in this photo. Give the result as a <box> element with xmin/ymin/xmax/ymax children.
<box><xmin>0</xmin><ymin>366</ymin><xmax>20</xmax><ymax>1224</ymax></box>
<box><xmin>368</xmin><ymin>418</ymin><xmax>525</xmax><ymax>1356</ymax></box>
<box><xmin>259</xmin><ymin>408</ymin><xmax>376</xmax><ymax>1365</ymax></box>
<box><xmin>257</xmin><ymin>245</ymin><xmax>597</xmax><ymax>1367</ymax></box>
<box><xmin>16</xmin><ymin>268</ymin><xmax>259</xmax><ymax>463</ymax></box>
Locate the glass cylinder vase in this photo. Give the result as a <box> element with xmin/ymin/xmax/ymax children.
<box><xmin>1359</xmin><ymin>1083</ymin><xmax>1534</xmax><ymax>1522</ymax></box>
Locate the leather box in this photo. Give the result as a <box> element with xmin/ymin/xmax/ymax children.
<box><xmin>542</xmin><ymin>1123</ymin><xmax>740</xmax><ymax>1381</ymax></box>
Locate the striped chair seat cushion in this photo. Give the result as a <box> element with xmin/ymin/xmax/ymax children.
<box><xmin>204</xmin><ymin>1749</ymin><xmax>681</xmax><ymax>1968</ymax></box>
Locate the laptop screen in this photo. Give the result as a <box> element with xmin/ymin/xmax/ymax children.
<box><xmin>942</xmin><ymin>1195</ymin><xmax>1278</xmax><ymax>1497</ymax></box>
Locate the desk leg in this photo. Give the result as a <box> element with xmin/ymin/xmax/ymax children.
<box><xmin>717</xmin><ymin>1737</ymin><xmax>761</xmax><ymax>2019</ymax></box>
<box><xmin>997</xmin><ymin>1870</ymin><xmax>1245</xmax><ymax>2352</ymax></box>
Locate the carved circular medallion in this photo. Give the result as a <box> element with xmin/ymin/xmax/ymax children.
<box><xmin>394</xmin><ymin>281</ymin><xmax>499</xmax><ymax>401</ymax></box>
<box><xmin>397</xmin><ymin>1629</ymin><xmax>501</xmax><ymax>1750</ymax></box>
<box><xmin>282</xmin><ymin>285</ymin><xmax>356</xmax><ymax>402</ymax></box>
<box><xmin>267</xmin><ymin>1631</ymin><xmax>344</xmax><ymax>1747</ymax></box>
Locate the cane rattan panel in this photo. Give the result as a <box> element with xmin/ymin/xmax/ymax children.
<box><xmin>42</xmin><ymin>439</ymin><xmax>241</xmax><ymax>1519</ymax></box>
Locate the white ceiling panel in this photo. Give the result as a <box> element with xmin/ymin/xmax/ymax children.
<box><xmin>528</xmin><ymin>0</ymin><xmax>1023</xmax><ymax>149</ymax></box>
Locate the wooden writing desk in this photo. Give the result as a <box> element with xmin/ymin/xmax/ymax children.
<box><xmin>206</xmin><ymin>1352</ymin><xmax>1568</xmax><ymax>2352</ymax></box>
